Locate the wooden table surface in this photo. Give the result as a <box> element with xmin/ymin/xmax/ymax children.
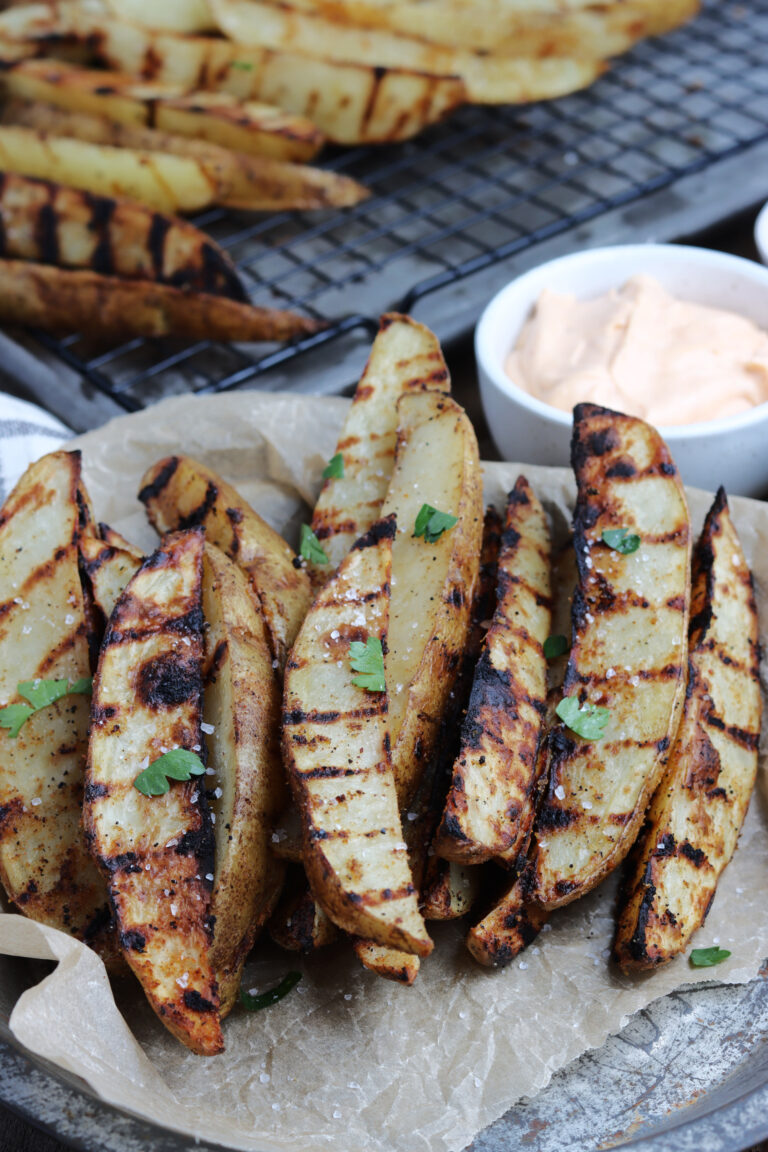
<box><xmin>2</xmin><ymin>211</ymin><xmax>767</xmax><ymax>1152</ymax></box>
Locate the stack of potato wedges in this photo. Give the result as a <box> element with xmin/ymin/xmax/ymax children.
<box><xmin>0</xmin><ymin>313</ymin><xmax>759</xmax><ymax>1057</ymax></box>
<box><xmin>0</xmin><ymin>0</ymin><xmax>699</xmax><ymax>341</ymax></box>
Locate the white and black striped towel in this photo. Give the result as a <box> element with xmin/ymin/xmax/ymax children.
<box><xmin>0</xmin><ymin>394</ymin><xmax>72</xmax><ymax>502</ymax></box>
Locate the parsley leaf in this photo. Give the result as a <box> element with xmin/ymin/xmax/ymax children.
<box><xmin>0</xmin><ymin>677</ymin><xmax>93</xmax><ymax>738</ymax></box>
<box><xmin>133</xmin><ymin>748</ymin><xmax>206</xmax><ymax>797</ymax></box>
<box><xmin>300</xmin><ymin>524</ymin><xmax>329</xmax><ymax>566</ymax></box>
<box><xmin>229</xmin><ymin>59</ymin><xmax>254</xmax><ymax>70</ymax></box>
<box><xmin>556</xmin><ymin>696</ymin><xmax>610</xmax><ymax>740</ymax></box>
<box><xmin>323</xmin><ymin>453</ymin><xmax>345</xmax><ymax>480</ymax></box>
<box><xmin>689</xmin><ymin>946</ymin><xmax>732</xmax><ymax>968</ymax></box>
<box><xmin>240</xmin><ymin>971</ymin><xmax>302</xmax><ymax>1011</ymax></box>
<box><xmin>413</xmin><ymin>503</ymin><xmax>458</xmax><ymax>545</ymax></box>
<box><xmin>350</xmin><ymin>637</ymin><xmax>386</xmax><ymax>693</ymax></box>
<box><xmin>543</xmin><ymin>634</ymin><xmax>569</xmax><ymax>660</ymax></box>
<box><xmin>602</xmin><ymin>528</ymin><xmax>640</xmax><ymax>555</ymax></box>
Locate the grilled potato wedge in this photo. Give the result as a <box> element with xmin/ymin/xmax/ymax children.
<box><xmin>0</xmin><ymin>451</ymin><xmax>116</xmax><ymax>961</ymax></box>
<box><xmin>352</xmin><ymin>938</ymin><xmax>420</xmax><ymax>984</ymax></box>
<box><xmin>69</xmin><ymin>12</ymin><xmax>465</xmax><ymax>145</ymax></box>
<box><xmin>310</xmin><ymin>312</ymin><xmax>450</xmax><ymax>585</ymax></box>
<box><xmin>467</xmin><ymin>863</ymin><xmax>549</xmax><ymax>968</ymax></box>
<box><xmin>139</xmin><ymin>455</ymin><xmax>311</xmax><ymax>667</ymax></box>
<box><xmin>97</xmin><ymin>522</ymin><xmax>144</xmax><ymax>562</ymax></box>
<box><xmin>202</xmin><ymin>543</ymin><xmax>286</xmax><ymax>1015</ymax></box>
<box><xmin>0</xmin><ymin>170</ymin><xmax>246</xmax><ymax>298</ymax></box>
<box><xmin>0</xmin><ymin>124</ymin><xmax>221</xmax><ymax>214</ymax></box>
<box><xmin>0</xmin><ymin>55</ymin><xmax>325</xmax><ymax>161</ymax></box>
<box><xmin>614</xmin><ymin>489</ymin><xmax>761</xmax><ymax>971</ymax></box>
<box><xmin>421</xmin><ymin>860</ymin><xmax>481</xmax><ymax>921</ymax></box>
<box><xmin>435</xmin><ymin>477</ymin><xmax>551</xmax><ymax>865</ymax></box>
<box><xmin>79</xmin><ymin>530</ymin><xmax>143</xmax><ymax>621</ymax></box>
<box><xmin>0</xmin><ymin>260</ymin><xmax>318</xmax><ymax>343</ymax></box>
<box><xmin>381</xmin><ymin>390</ymin><xmax>483</xmax><ymax>808</ymax></box>
<box><xmin>284</xmin><ymin>516</ymin><xmax>432</xmax><ymax>956</ymax></box>
<box><xmin>1</xmin><ymin>102</ymin><xmax>362</xmax><ymax>212</ymax></box>
<box><xmin>210</xmin><ymin>0</ymin><xmax>601</xmax><ymax>104</ymax></box>
<box><xmin>269</xmin><ymin>868</ymin><xmax>338</xmax><ymax>953</ymax></box>
<box><xmin>533</xmin><ymin>403</ymin><xmax>691</xmax><ymax>910</ymax></box>
<box><xmin>103</xmin><ymin>0</ymin><xmax>214</xmax><ymax>33</ymax></box>
<box><xmin>84</xmin><ymin>528</ymin><xmax>223</xmax><ymax>1056</ymax></box>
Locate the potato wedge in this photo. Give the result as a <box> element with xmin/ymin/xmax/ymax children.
<box><xmin>0</xmin><ymin>451</ymin><xmax>116</xmax><ymax>962</ymax></box>
<box><xmin>210</xmin><ymin>0</ymin><xmax>601</xmax><ymax>104</ymax></box>
<box><xmin>59</xmin><ymin>8</ymin><xmax>465</xmax><ymax>144</ymax></box>
<box><xmin>139</xmin><ymin>455</ymin><xmax>311</xmax><ymax>667</ymax></box>
<box><xmin>103</xmin><ymin>0</ymin><xmax>214</xmax><ymax>33</ymax></box>
<box><xmin>0</xmin><ymin>123</ymin><xmax>220</xmax><ymax>214</ymax></box>
<box><xmin>310</xmin><ymin>312</ymin><xmax>450</xmax><ymax>584</ymax></box>
<box><xmin>3</xmin><ymin>101</ymin><xmax>365</xmax><ymax>211</ymax></box>
<box><xmin>533</xmin><ymin>403</ymin><xmax>691</xmax><ymax>910</ymax></box>
<box><xmin>466</xmin><ymin>863</ymin><xmax>549</xmax><ymax>968</ymax></box>
<box><xmin>352</xmin><ymin>938</ymin><xmax>419</xmax><ymax>984</ymax></box>
<box><xmin>79</xmin><ymin>530</ymin><xmax>143</xmax><ymax>621</ymax></box>
<box><xmin>284</xmin><ymin>0</ymin><xmax>699</xmax><ymax>57</ymax></box>
<box><xmin>0</xmin><ymin>260</ymin><xmax>318</xmax><ymax>343</ymax></box>
<box><xmin>269</xmin><ymin>868</ymin><xmax>338</xmax><ymax>953</ymax></box>
<box><xmin>202</xmin><ymin>543</ymin><xmax>286</xmax><ymax>1015</ymax></box>
<box><xmin>614</xmin><ymin>489</ymin><xmax>761</xmax><ymax>971</ymax></box>
<box><xmin>0</xmin><ymin>170</ymin><xmax>246</xmax><ymax>298</ymax></box>
<box><xmin>84</xmin><ymin>528</ymin><xmax>223</xmax><ymax>1057</ymax></box>
<box><xmin>284</xmin><ymin>516</ymin><xmax>431</xmax><ymax>956</ymax></box>
<box><xmin>435</xmin><ymin>477</ymin><xmax>551</xmax><ymax>866</ymax></box>
<box><xmin>381</xmin><ymin>390</ymin><xmax>483</xmax><ymax>808</ymax></box>
<box><xmin>97</xmin><ymin>522</ymin><xmax>145</xmax><ymax>562</ymax></box>
<box><xmin>421</xmin><ymin>860</ymin><xmax>481</xmax><ymax>921</ymax></box>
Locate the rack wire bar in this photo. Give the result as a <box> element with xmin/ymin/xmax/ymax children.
<box><xmin>19</xmin><ymin>0</ymin><xmax>768</xmax><ymax>412</ymax></box>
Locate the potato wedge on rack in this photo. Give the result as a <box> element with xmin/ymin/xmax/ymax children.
<box><xmin>310</xmin><ymin>312</ymin><xmax>449</xmax><ymax>584</ymax></box>
<box><xmin>435</xmin><ymin>477</ymin><xmax>551</xmax><ymax>866</ymax></box>
<box><xmin>0</xmin><ymin>260</ymin><xmax>318</xmax><ymax>343</ymax></box>
<box><xmin>283</xmin><ymin>515</ymin><xmax>432</xmax><ymax>957</ymax></box>
<box><xmin>202</xmin><ymin>543</ymin><xmax>286</xmax><ymax>1015</ymax></box>
<box><xmin>614</xmin><ymin>489</ymin><xmax>761</xmax><ymax>971</ymax></box>
<box><xmin>0</xmin><ymin>450</ymin><xmax>116</xmax><ymax>962</ymax></box>
<box><xmin>382</xmin><ymin>390</ymin><xmax>483</xmax><ymax>808</ymax></box>
<box><xmin>84</xmin><ymin>528</ymin><xmax>223</xmax><ymax>1056</ymax></box>
<box><xmin>533</xmin><ymin>403</ymin><xmax>691</xmax><ymax>910</ymax></box>
<box><xmin>210</xmin><ymin>0</ymin><xmax>601</xmax><ymax>104</ymax></box>
<box><xmin>139</xmin><ymin>455</ymin><xmax>311</xmax><ymax>667</ymax></box>
<box><xmin>0</xmin><ymin>170</ymin><xmax>246</xmax><ymax>298</ymax></box>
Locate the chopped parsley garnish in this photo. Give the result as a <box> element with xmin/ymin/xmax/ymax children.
<box><xmin>300</xmin><ymin>524</ymin><xmax>329</xmax><ymax>565</ymax></box>
<box><xmin>240</xmin><ymin>971</ymin><xmax>302</xmax><ymax>1011</ymax></box>
<box><xmin>350</xmin><ymin>636</ymin><xmax>386</xmax><ymax>693</ymax></box>
<box><xmin>601</xmin><ymin>528</ymin><xmax>640</xmax><ymax>555</ymax></box>
<box><xmin>0</xmin><ymin>677</ymin><xmax>92</xmax><ymax>738</ymax></box>
<box><xmin>323</xmin><ymin>453</ymin><xmax>345</xmax><ymax>480</ymax></box>
<box><xmin>413</xmin><ymin>503</ymin><xmax>458</xmax><ymax>544</ymax></box>
<box><xmin>543</xmin><ymin>634</ymin><xmax>569</xmax><ymax>660</ymax></box>
<box><xmin>556</xmin><ymin>696</ymin><xmax>610</xmax><ymax>741</ymax></box>
<box><xmin>689</xmin><ymin>946</ymin><xmax>732</xmax><ymax>968</ymax></box>
<box><xmin>133</xmin><ymin>748</ymin><xmax>206</xmax><ymax>797</ymax></box>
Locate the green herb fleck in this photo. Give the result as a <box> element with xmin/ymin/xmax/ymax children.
<box><xmin>556</xmin><ymin>696</ymin><xmax>610</xmax><ymax>741</ymax></box>
<box><xmin>350</xmin><ymin>636</ymin><xmax>386</xmax><ymax>693</ymax></box>
<box><xmin>229</xmin><ymin>59</ymin><xmax>254</xmax><ymax>71</ymax></box>
<box><xmin>323</xmin><ymin>453</ymin><xmax>345</xmax><ymax>480</ymax></box>
<box><xmin>601</xmin><ymin>528</ymin><xmax>640</xmax><ymax>555</ymax></box>
<box><xmin>240</xmin><ymin>971</ymin><xmax>302</xmax><ymax>1011</ymax></box>
<box><xmin>133</xmin><ymin>748</ymin><xmax>206</xmax><ymax>798</ymax></box>
<box><xmin>689</xmin><ymin>946</ymin><xmax>732</xmax><ymax>968</ymax></box>
<box><xmin>543</xmin><ymin>634</ymin><xmax>569</xmax><ymax>660</ymax></box>
<box><xmin>0</xmin><ymin>677</ymin><xmax>93</xmax><ymax>738</ymax></box>
<box><xmin>413</xmin><ymin>503</ymin><xmax>458</xmax><ymax>545</ymax></box>
<box><xmin>300</xmin><ymin>524</ymin><xmax>329</xmax><ymax>566</ymax></box>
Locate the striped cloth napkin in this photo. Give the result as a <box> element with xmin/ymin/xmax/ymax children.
<box><xmin>0</xmin><ymin>393</ymin><xmax>72</xmax><ymax>502</ymax></box>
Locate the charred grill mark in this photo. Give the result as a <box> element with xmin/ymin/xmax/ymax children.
<box><xmin>167</xmin><ymin>607</ymin><xmax>205</xmax><ymax>637</ymax></box>
<box><xmin>136</xmin><ymin>654</ymin><xmax>200</xmax><ymax>710</ymax></box>
<box><xmin>300</xmin><ymin>765</ymin><xmax>364</xmax><ymax>779</ymax></box>
<box><xmin>351</xmin><ymin>514</ymin><xmax>397</xmax><ymax>551</ymax></box>
<box><xmin>536</xmin><ymin>803</ymin><xmax>578</xmax><ymax>831</ymax></box>
<box><xmin>138</xmin><ymin>458</ymin><xmax>179</xmax><ymax>506</ymax></box>
<box><xmin>37</xmin><ymin>199</ymin><xmax>59</xmax><ymax>265</ymax></box>
<box><xmin>208</xmin><ymin>639</ymin><xmax>228</xmax><ymax>679</ymax></box>
<box><xmin>147</xmin><ymin>212</ymin><xmax>171</xmax><ymax>280</ymax></box>
<box><xmin>654</xmin><ymin>832</ymin><xmax>676</xmax><ymax>857</ymax></box>
<box><xmin>90</xmin><ymin>703</ymin><xmax>117</xmax><ymax>727</ymax></box>
<box><xmin>201</xmin><ymin>242</ymin><xmax>247</xmax><ymax>302</ymax></box>
<box><xmin>321</xmin><ymin>588</ymin><xmax>385</xmax><ymax>607</ymax></box>
<box><xmin>605</xmin><ymin>459</ymin><xmax>637</xmax><ymax>478</ymax></box>
<box><xmin>625</xmin><ymin>877</ymin><xmax>657</xmax><ymax>963</ymax></box>
<box><xmin>285</xmin><ymin>702</ymin><xmax>386</xmax><ymax>725</ymax></box>
<box><xmin>183</xmin><ymin>989</ymin><xmax>216</xmax><ymax>1013</ymax></box>
<box><xmin>684</xmin><ymin>724</ymin><xmax>721</xmax><ymax>793</ymax></box>
<box><xmin>704</xmin><ymin>712</ymin><xmax>760</xmax><ymax>750</ymax></box>
<box><xmin>120</xmin><ymin>928</ymin><xmax>146</xmax><ymax>952</ymax></box>
<box><xmin>86</xmin><ymin>192</ymin><xmax>116</xmax><ymax>276</ymax></box>
<box><xmin>679</xmin><ymin>841</ymin><xmax>708</xmax><ymax>868</ymax></box>
<box><xmin>176</xmin><ymin>482</ymin><xmax>218</xmax><ymax>531</ymax></box>
<box><xmin>84</xmin><ymin>780</ymin><xmax>109</xmax><ymax>802</ymax></box>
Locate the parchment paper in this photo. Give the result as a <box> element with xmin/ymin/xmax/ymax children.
<box><xmin>2</xmin><ymin>390</ymin><xmax>768</xmax><ymax>1152</ymax></box>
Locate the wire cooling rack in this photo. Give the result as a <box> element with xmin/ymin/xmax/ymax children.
<box><xmin>27</xmin><ymin>0</ymin><xmax>768</xmax><ymax>413</ymax></box>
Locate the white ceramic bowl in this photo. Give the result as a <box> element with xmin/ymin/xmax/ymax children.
<box><xmin>475</xmin><ymin>243</ymin><xmax>768</xmax><ymax>498</ymax></box>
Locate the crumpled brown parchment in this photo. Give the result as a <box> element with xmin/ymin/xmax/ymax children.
<box><xmin>2</xmin><ymin>390</ymin><xmax>768</xmax><ymax>1152</ymax></box>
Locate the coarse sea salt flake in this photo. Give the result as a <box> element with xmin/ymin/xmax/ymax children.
<box><xmin>554</xmin><ymin>784</ymin><xmax>566</xmax><ymax>800</ymax></box>
<box><xmin>201</xmin><ymin>722</ymin><xmax>215</xmax><ymax>735</ymax></box>
<box><xmin>170</xmin><ymin>903</ymin><xmax>178</xmax><ymax>917</ymax></box>
<box><xmin>581</xmin><ymin>799</ymin><xmax>593</xmax><ymax>810</ymax></box>
<box><xmin>30</xmin><ymin>797</ymin><xmax>41</xmax><ymax>806</ymax></box>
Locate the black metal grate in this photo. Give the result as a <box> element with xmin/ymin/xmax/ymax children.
<box><xmin>30</xmin><ymin>0</ymin><xmax>768</xmax><ymax>411</ymax></box>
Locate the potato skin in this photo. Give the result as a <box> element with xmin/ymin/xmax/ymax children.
<box><xmin>614</xmin><ymin>489</ymin><xmax>761</xmax><ymax>971</ymax></box>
